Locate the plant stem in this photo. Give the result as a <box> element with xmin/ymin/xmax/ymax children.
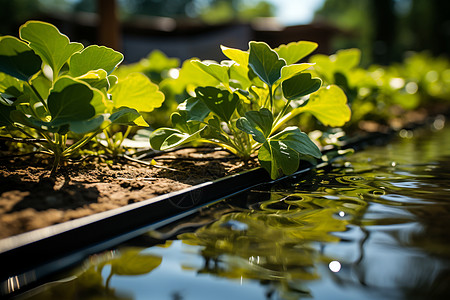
<box><xmin>28</xmin><ymin>82</ymin><xmax>49</xmax><ymax>111</ymax></box>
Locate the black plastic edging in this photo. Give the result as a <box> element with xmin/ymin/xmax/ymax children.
<box><xmin>0</xmin><ymin>128</ymin><xmax>397</xmax><ymax>297</ymax></box>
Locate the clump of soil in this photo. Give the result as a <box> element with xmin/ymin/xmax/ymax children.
<box><xmin>0</xmin><ymin>148</ymin><xmax>258</xmax><ymax>239</ymax></box>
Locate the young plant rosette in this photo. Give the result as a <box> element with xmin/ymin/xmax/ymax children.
<box><xmin>149</xmin><ymin>41</ymin><xmax>351</xmax><ymax>179</ymax></box>
<box><xmin>0</xmin><ymin>21</ymin><xmax>164</xmax><ymax>175</ymax></box>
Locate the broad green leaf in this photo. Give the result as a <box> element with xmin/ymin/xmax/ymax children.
<box><xmin>300</xmin><ymin>85</ymin><xmax>351</xmax><ymax>127</ymax></box>
<box><xmin>10</xmin><ymin>110</ymin><xmax>56</xmax><ymax>132</ymax></box>
<box><xmin>229</xmin><ymin>63</ymin><xmax>252</xmax><ymax>89</ymax></box>
<box><xmin>280</xmin><ymin>63</ymin><xmax>314</xmax><ymax>81</ymax></box>
<box><xmin>0</xmin><ymin>36</ymin><xmax>41</xmax><ymax>81</ymax></box>
<box><xmin>19</xmin><ymin>21</ymin><xmax>83</xmax><ymax>76</ymax></box>
<box><xmin>178</xmin><ymin>97</ymin><xmax>210</xmax><ymax>122</ymax></box>
<box><xmin>0</xmin><ymin>101</ymin><xmax>14</xmax><ymax>127</ymax></box>
<box><xmin>47</xmin><ymin>77</ymin><xmax>96</xmax><ymax>127</ymax></box>
<box><xmin>275</xmin><ymin>41</ymin><xmax>318</xmax><ymax>64</ymax></box>
<box><xmin>270</xmin><ymin>127</ymin><xmax>322</xmax><ymax>158</ymax></box>
<box><xmin>191</xmin><ymin>60</ymin><xmax>229</xmax><ymax>86</ymax></box>
<box><xmin>248</xmin><ymin>41</ymin><xmax>286</xmax><ymax>87</ymax></box>
<box><xmin>149</xmin><ymin>127</ymin><xmax>204</xmax><ymax>150</ymax></box>
<box><xmin>259</xmin><ymin>140</ymin><xmax>299</xmax><ymax>179</ymax></box>
<box><xmin>258</xmin><ymin>126</ymin><xmax>321</xmax><ymax>179</ymax></box>
<box><xmin>202</xmin><ymin>116</ymin><xmax>230</xmax><ymax>145</ymax></box>
<box><xmin>69</xmin><ymin>115</ymin><xmax>106</xmax><ymax>134</ymax></box>
<box><xmin>69</xmin><ymin>45</ymin><xmax>123</xmax><ymax>77</ymax></box>
<box><xmin>77</xmin><ymin>69</ymin><xmax>110</xmax><ymax>91</ymax></box>
<box><xmin>282</xmin><ymin>73</ymin><xmax>322</xmax><ymax>100</ymax></box>
<box><xmin>109</xmin><ymin>107</ymin><xmax>147</xmax><ymax>126</ymax></box>
<box><xmin>171</xmin><ymin>111</ymin><xmax>201</xmax><ymax>133</ymax></box>
<box><xmin>335</xmin><ymin>48</ymin><xmax>361</xmax><ymax>70</ymax></box>
<box><xmin>145</xmin><ymin>49</ymin><xmax>180</xmax><ymax>72</ymax></box>
<box><xmin>221</xmin><ymin>45</ymin><xmax>249</xmax><ymax>66</ymax></box>
<box><xmin>236</xmin><ymin>108</ymin><xmax>273</xmax><ymax>143</ymax></box>
<box><xmin>0</xmin><ymin>72</ymin><xmax>24</xmax><ymax>98</ymax></box>
<box><xmin>195</xmin><ymin>86</ymin><xmax>238</xmax><ymax>122</ymax></box>
<box><xmin>110</xmin><ymin>73</ymin><xmax>164</xmax><ymax>113</ymax></box>
<box><xmin>110</xmin><ymin>250</ymin><xmax>162</xmax><ymax>276</ymax></box>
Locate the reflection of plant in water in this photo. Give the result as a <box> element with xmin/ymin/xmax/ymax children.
<box><xmin>26</xmin><ymin>248</ymin><xmax>162</xmax><ymax>300</ymax></box>
<box><xmin>178</xmin><ymin>185</ymin><xmax>369</xmax><ymax>298</ymax></box>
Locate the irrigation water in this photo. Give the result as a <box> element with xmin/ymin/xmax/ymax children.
<box><xmin>17</xmin><ymin>121</ymin><xmax>450</xmax><ymax>300</ymax></box>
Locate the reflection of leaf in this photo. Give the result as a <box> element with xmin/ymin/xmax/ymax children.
<box><xmin>109</xmin><ymin>249</ymin><xmax>162</xmax><ymax>276</ymax></box>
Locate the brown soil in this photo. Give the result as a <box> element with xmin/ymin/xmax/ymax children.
<box><xmin>0</xmin><ymin>148</ymin><xmax>257</xmax><ymax>239</ymax></box>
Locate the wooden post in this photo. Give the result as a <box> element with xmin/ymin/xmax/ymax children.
<box><xmin>98</xmin><ymin>0</ymin><xmax>121</xmax><ymax>51</ymax></box>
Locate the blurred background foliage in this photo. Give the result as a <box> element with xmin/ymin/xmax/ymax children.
<box><xmin>1</xmin><ymin>0</ymin><xmax>448</xmax><ymax>66</ymax></box>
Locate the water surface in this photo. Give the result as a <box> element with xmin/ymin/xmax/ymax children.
<box><xmin>21</xmin><ymin>124</ymin><xmax>450</xmax><ymax>300</ymax></box>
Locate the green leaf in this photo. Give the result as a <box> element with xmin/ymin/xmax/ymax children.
<box><xmin>280</xmin><ymin>63</ymin><xmax>314</xmax><ymax>81</ymax></box>
<box><xmin>236</xmin><ymin>108</ymin><xmax>273</xmax><ymax>143</ymax></box>
<box><xmin>275</xmin><ymin>41</ymin><xmax>318</xmax><ymax>64</ymax></box>
<box><xmin>259</xmin><ymin>140</ymin><xmax>299</xmax><ymax>179</ymax></box>
<box><xmin>220</xmin><ymin>45</ymin><xmax>249</xmax><ymax>66</ymax></box>
<box><xmin>178</xmin><ymin>97</ymin><xmax>210</xmax><ymax>122</ymax></box>
<box><xmin>300</xmin><ymin>85</ymin><xmax>351</xmax><ymax>127</ymax></box>
<box><xmin>195</xmin><ymin>86</ymin><xmax>238</xmax><ymax>122</ymax></box>
<box><xmin>47</xmin><ymin>77</ymin><xmax>96</xmax><ymax>127</ymax></box>
<box><xmin>109</xmin><ymin>107</ymin><xmax>140</xmax><ymax>124</ymax></box>
<box><xmin>258</xmin><ymin>126</ymin><xmax>321</xmax><ymax>179</ymax></box>
<box><xmin>69</xmin><ymin>115</ymin><xmax>106</xmax><ymax>134</ymax></box>
<box><xmin>10</xmin><ymin>110</ymin><xmax>55</xmax><ymax>132</ymax></box>
<box><xmin>0</xmin><ymin>72</ymin><xmax>24</xmax><ymax>98</ymax></box>
<box><xmin>149</xmin><ymin>126</ymin><xmax>204</xmax><ymax>150</ymax></box>
<box><xmin>191</xmin><ymin>60</ymin><xmax>230</xmax><ymax>86</ymax></box>
<box><xmin>19</xmin><ymin>21</ymin><xmax>83</xmax><ymax>76</ymax></box>
<box><xmin>270</xmin><ymin>127</ymin><xmax>322</xmax><ymax>158</ymax></box>
<box><xmin>76</xmin><ymin>69</ymin><xmax>110</xmax><ymax>91</ymax></box>
<box><xmin>69</xmin><ymin>45</ymin><xmax>123</xmax><ymax>77</ymax></box>
<box><xmin>110</xmin><ymin>73</ymin><xmax>165</xmax><ymax>113</ymax></box>
<box><xmin>248</xmin><ymin>41</ymin><xmax>286</xmax><ymax>87</ymax></box>
<box><xmin>0</xmin><ymin>36</ymin><xmax>42</xmax><ymax>81</ymax></box>
<box><xmin>0</xmin><ymin>101</ymin><xmax>14</xmax><ymax>127</ymax></box>
<box><xmin>282</xmin><ymin>73</ymin><xmax>322</xmax><ymax>100</ymax></box>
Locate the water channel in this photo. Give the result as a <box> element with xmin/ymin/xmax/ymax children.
<box><xmin>19</xmin><ymin>121</ymin><xmax>450</xmax><ymax>300</ymax></box>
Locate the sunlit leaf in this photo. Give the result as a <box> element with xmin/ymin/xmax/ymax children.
<box><xmin>110</xmin><ymin>72</ymin><xmax>164</xmax><ymax>113</ymax></box>
<box><xmin>0</xmin><ymin>72</ymin><xmax>24</xmax><ymax>98</ymax></box>
<box><xmin>248</xmin><ymin>41</ymin><xmax>286</xmax><ymax>87</ymax></box>
<box><xmin>280</xmin><ymin>63</ymin><xmax>314</xmax><ymax>81</ymax></box>
<box><xmin>300</xmin><ymin>85</ymin><xmax>351</xmax><ymax>127</ymax></box>
<box><xmin>221</xmin><ymin>45</ymin><xmax>249</xmax><ymax>66</ymax></box>
<box><xmin>275</xmin><ymin>41</ymin><xmax>318</xmax><ymax>65</ymax></box>
<box><xmin>0</xmin><ymin>36</ymin><xmax>41</xmax><ymax>81</ymax></box>
<box><xmin>109</xmin><ymin>107</ymin><xmax>148</xmax><ymax>126</ymax></box>
<box><xmin>19</xmin><ymin>21</ymin><xmax>83</xmax><ymax>76</ymax></box>
<box><xmin>69</xmin><ymin>45</ymin><xmax>123</xmax><ymax>77</ymax></box>
<box><xmin>191</xmin><ymin>60</ymin><xmax>229</xmax><ymax>86</ymax></box>
<box><xmin>178</xmin><ymin>97</ymin><xmax>210</xmax><ymax>122</ymax></box>
<box><xmin>77</xmin><ymin>69</ymin><xmax>110</xmax><ymax>91</ymax></box>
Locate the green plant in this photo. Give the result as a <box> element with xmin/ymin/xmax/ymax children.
<box><xmin>0</xmin><ymin>21</ymin><xmax>164</xmax><ymax>175</ymax></box>
<box><xmin>149</xmin><ymin>41</ymin><xmax>351</xmax><ymax>179</ymax></box>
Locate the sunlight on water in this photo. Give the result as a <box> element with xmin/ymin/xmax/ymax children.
<box><xmin>21</xmin><ymin>126</ymin><xmax>450</xmax><ymax>300</ymax></box>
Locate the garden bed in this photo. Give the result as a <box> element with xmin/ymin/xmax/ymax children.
<box><xmin>0</xmin><ymin>147</ymin><xmax>258</xmax><ymax>239</ymax></box>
